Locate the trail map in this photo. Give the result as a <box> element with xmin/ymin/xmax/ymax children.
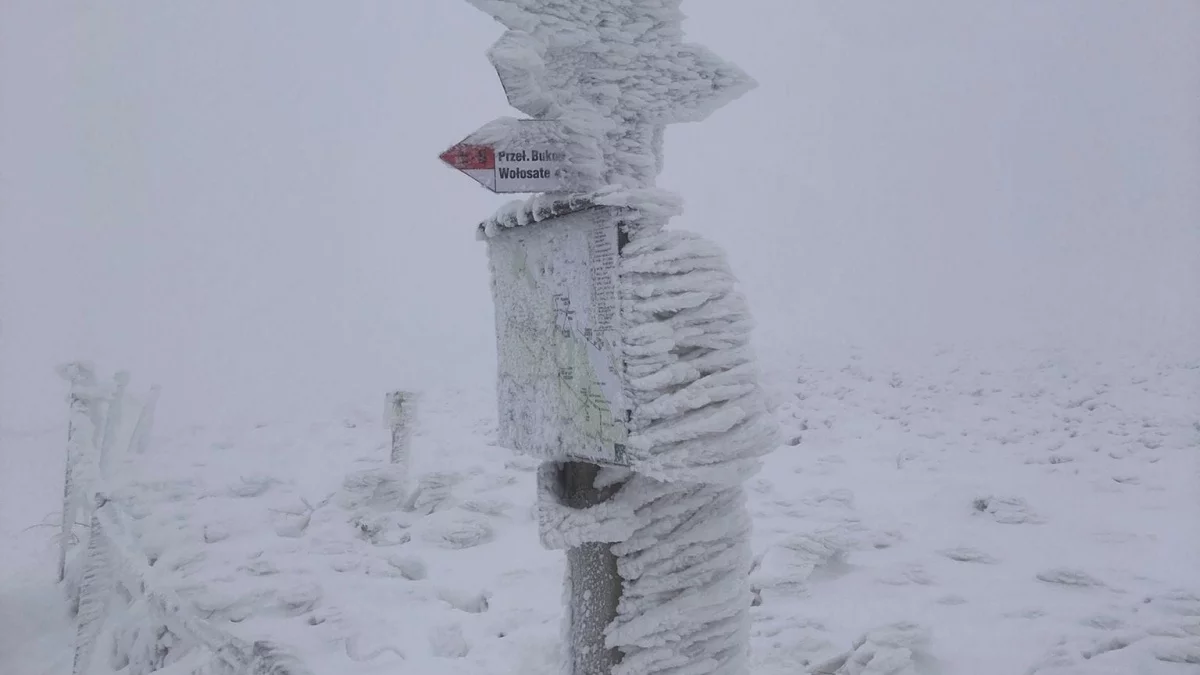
<box><xmin>487</xmin><ymin>207</ymin><xmax>629</xmax><ymax>465</ymax></box>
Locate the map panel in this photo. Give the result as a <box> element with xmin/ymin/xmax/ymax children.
<box><xmin>487</xmin><ymin>207</ymin><xmax>629</xmax><ymax>465</ymax></box>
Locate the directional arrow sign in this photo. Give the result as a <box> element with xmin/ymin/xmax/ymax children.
<box><xmin>440</xmin><ymin>118</ymin><xmax>570</xmax><ymax>194</ymax></box>
<box><xmin>467</xmin><ymin>1</ymin><xmax>757</xmax><ymax>189</ymax></box>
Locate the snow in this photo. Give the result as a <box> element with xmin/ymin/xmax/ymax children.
<box><xmin>607</xmin><ymin>479</ymin><xmax>756</xmax><ymax>675</ymax></box>
<box><xmin>3</xmin><ymin>343</ymin><xmax>1196</xmax><ymax>674</ymax></box>
<box><xmin>480</xmin><ymin>179</ymin><xmax>777</xmax><ymax>675</ymax></box>
<box><xmin>750</xmin><ymin>343</ymin><xmax>1200</xmax><ymax>674</ymax></box>
<box><xmin>1</xmin><ymin>4</ymin><xmax>1195</xmax><ymax>675</ymax></box>
<box><xmin>620</xmin><ymin>226</ymin><xmax>777</xmax><ymax>484</ymax></box>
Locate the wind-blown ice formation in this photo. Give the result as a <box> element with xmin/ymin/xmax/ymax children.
<box><xmin>466</xmin><ymin>3</ymin><xmax>769</xmax><ymax>675</ymax></box>
<box><xmin>465</xmin><ymin>0</ymin><xmax>755</xmax><ymax>190</ymax></box>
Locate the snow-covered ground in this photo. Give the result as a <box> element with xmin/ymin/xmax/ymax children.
<box><xmin>754</xmin><ymin>343</ymin><xmax>1199</xmax><ymax>673</ymax></box>
<box><xmin>2</xmin><ymin>344</ymin><xmax>1197</xmax><ymax>674</ymax></box>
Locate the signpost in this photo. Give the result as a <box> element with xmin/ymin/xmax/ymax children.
<box><xmin>482</xmin><ymin>202</ymin><xmax>632</xmax><ymax>675</ymax></box>
<box><xmin>440</xmin><ymin>118</ymin><xmax>570</xmax><ymax>193</ymax></box>
<box><xmin>442</xmin><ymin>3</ymin><xmax>763</xmax><ymax>675</ymax></box>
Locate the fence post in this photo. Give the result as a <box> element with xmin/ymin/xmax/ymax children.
<box><xmin>58</xmin><ymin>361</ymin><xmax>97</xmax><ymax>583</ymax></box>
<box><xmin>72</xmin><ymin>495</ymin><xmax>113</xmax><ymax>674</ymax></box>
<box><xmin>385</xmin><ymin>391</ymin><xmax>418</xmax><ymax>469</ymax></box>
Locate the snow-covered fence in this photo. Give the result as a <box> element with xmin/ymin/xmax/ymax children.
<box><xmin>74</xmin><ymin>494</ymin><xmax>310</xmax><ymax>675</ymax></box>
<box><xmin>58</xmin><ymin>363</ymin><xmax>311</xmax><ymax>675</ymax></box>
<box><xmin>57</xmin><ymin>362</ymin><xmax>155</xmax><ymax>587</ymax></box>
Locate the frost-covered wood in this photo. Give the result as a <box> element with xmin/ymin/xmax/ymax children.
<box><xmin>478</xmin><ymin>169</ymin><xmax>776</xmax><ymax>471</ymax></box>
<box><xmin>619</xmin><ymin>228</ymin><xmax>777</xmax><ymax>484</ymax></box>
<box><xmin>600</xmin><ymin>222</ymin><xmax>775</xmax><ymax>675</ymax></box>
<box><xmin>386</xmin><ymin>390</ymin><xmax>418</xmax><ymax>469</ymax></box>
<box><xmin>57</xmin><ymin>361</ymin><xmax>103</xmax><ymax>585</ymax></box>
<box><xmin>485</xmin><ymin>198</ymin><xmax>775</xmax><ymax>675</ymax></box>
<box><xmin>73</xmin><ymin>498</ymin><xmax>114</xmax><ymax>675</ymax></box>
<box><xmin>74</xmin><ymin>497</ymin><xmax>314</xmax><ymax>675</ymax></box>
<box><xmin>59</xmin><ymin>366</ymin><xmax>310</xmax><ymax>675</ymax></box>
<box><xmin>537</xmin><ymin>463</ymin><xmax>637</xmax><ymax>551</ymax></box>
<box><xmin>607</xmin><ymin>479</ymin><xmax>757</xmax><ymax>675</ymax></box>
<box><xmin>464</xmin><ymin>3</ymin><xmax>767</xmax><ymax>675</ymax></box>
<box><xmin>58</xmin><ymin>364</ymin><xmax>158</xmax><ymax>604</ymax></box>
<box><xmin>465</xmin><ymin>0</ymin><xmax>755</xmax><ymax>190</ymax></box>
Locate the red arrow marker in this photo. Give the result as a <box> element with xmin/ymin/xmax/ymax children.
<box><xmin>439</xmin><ymin>144</ymin><xmax>495</xmax><ymax>171</ymax></box>
<box><xmin>439</xmin><ymin>120</ymin><xmax>568</xmax><ymax>194</ymax></box>
<box><xmin>440</xmin><ymin>143</ymin><xmax>498</xmax><ymax>191</ymax></box>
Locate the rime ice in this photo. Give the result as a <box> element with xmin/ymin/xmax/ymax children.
<box><xmin>466</xmin><ymin>0</ymin><xmax>756</xmax><ymax>190</ymax></box>
<box><xmin>466</xmin><ymin>3</ymin><xmax>770</xmax><ymax>675</ymax></box>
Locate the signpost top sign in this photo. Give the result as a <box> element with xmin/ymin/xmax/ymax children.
<box><xmin>440</xmin><ymin>2</ymin><xmax>755</xmax><ymax>194</ymax></box>
<box><xmin>440</xmin><ymin>142</ymin><xmax>567</xmax><ymax>194</ymax></box>
<box><xmin>461</xmin><ymin>0</ymin><xmax>756</xmax><ymax>190</ymax></box>
<box><xmin>440</xmin><ymin>118</ymin><xmax>570</xmax><ymax>194</ymax></box>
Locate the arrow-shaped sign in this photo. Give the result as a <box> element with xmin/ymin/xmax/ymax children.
<box><xmin>465</xmin><ymin>0</ymin><xmax>757</xmax><ymax>189</ymax></box>
<box><xmin>440</xmin><ymin>117</ymin><xmax>572</xmax><ymax>194</ymax></box>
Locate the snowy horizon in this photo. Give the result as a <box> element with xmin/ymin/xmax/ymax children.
<box><xmin>2</xmin><ymin>1</ymin><xmax>1197</xmax><ymax>429</ymax></box>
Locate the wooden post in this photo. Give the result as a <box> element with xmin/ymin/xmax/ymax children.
<box><xmin>72</xmin><ymin>495</ymin><xmax>112</xmax><ymax>671</ymax></box>
<box><xmin>385</xmin><ymin>391</ymin><xmax>417</xmax><ymax>468</ymax></box>
<box><xmin>58</xmin><ymin>362</ymin><xmax>97</xmax><ymax>583</ymax></box>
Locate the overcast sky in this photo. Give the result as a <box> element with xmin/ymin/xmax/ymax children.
<box><xmin>2</xmin><ymin>1</ymin><xmax>1197</xmax><ymax>430</ymax></box>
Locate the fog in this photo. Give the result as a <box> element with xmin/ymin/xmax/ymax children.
<box><xmin>2</xmin><ymin>1</ymin><xmax>1197</xmax><ymax>431</ymax></box>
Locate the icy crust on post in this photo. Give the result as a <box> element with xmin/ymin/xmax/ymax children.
<box><xmin>514</xmin><ymin>204</ymin><xmax>774</xmax><ymax>675</ymax></box>
<box><xmin>57</xmin><ymin>361</ymin><xmax>112</xmax><ymax>601</ymax></box>
<box><xmin>536</xmin><ymin>464</ymin><xmax>638</xmax><ymax>550</ymax></box>
<box><xmin>608</xmin><ymin>478</ymin><xmax>754</xmax><ymax>675</ymax></box>
<box><xmin>480</xmin><ymin>188</ymin><xmax>777</xmax><ymax>483</ymax></box>
<box><xmin>619</xmin><ymin>228</ymin><xmax>778</xmax><ymax>484</ymax></box>
<box><xmin>477</xmin><ymin>185</ymin><xmax>683</xmax><ymax>239</ymax></box>
<box><xmin>465</xmin><ymin>0</ymin><xmax>756</xmax><ymax>189</ymax></box>
<box><xmin>536</xmin><ymin>473</ymin><xmax>759</xmax><ymax>675</ymax></box>
<box><xmin>598</xmin><ymin>223</ymin><xmax>771</xmax><ymax>675</ymax></box>
<box><xmin>464</xmin><ymin>6</ymin><xmax>766</xmax><ymax>674</ymax></box>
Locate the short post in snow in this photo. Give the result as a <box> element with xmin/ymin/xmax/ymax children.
<box><xmin>385</xmin><ymin>390</ymin><xmax>418</xmax><ymax>469</ymax></box>
<box><xmin>441</xmin><ymin>3</ymin><xmax>763</xmax><ymax>675</ymax></box>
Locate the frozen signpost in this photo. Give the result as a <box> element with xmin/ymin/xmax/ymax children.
<box><xmin>441</xmin><ymin>3</ymin><xmax>778</xmax><ymax>675</ymax></box>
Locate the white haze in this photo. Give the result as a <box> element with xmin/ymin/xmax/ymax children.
<box><xmin>2</xmin><ymin>1</ymin><xmax>1197</xmax><ymax>431</ymax></box>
